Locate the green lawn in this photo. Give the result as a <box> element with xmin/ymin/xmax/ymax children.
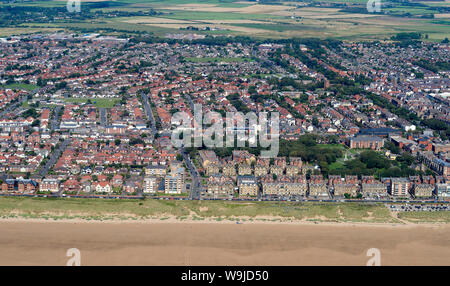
<box><xmin>329</xmin><ymin>161</ymin><xmax>345</xmax><ymax>171</ymax></box>
<box><xmin>184</xmin><ymin>57</ymin><xmax>253</xmax><ymax>63</ymax></box>
<box><xmin>64</xmin><ymin>98</ymin><xmax>120</xmax><ymax>108</ymax></box>
<box><xmin>1</xmin><ymin>83</ymin><xmax>38</xmax><ymax>91</ymax></box>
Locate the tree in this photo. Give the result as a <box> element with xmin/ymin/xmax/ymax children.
<box><xmin>385</xmin><ymin>141</ymin><xmax>401</xmax><ymax>154</ymax></box>
<box><xmin>360</xmin><ymin>151</ymin><xmax>390</xmax><ymax>169</ymax></box>
<box><xmin>396</xmin><ymin>153</ymin><xmax>415</xmax><ymax>166</ymax></box>
<box><xmin>31</xmin><ymin>119</ymin><xmax>40</xmax><ymax>127</ymax></box>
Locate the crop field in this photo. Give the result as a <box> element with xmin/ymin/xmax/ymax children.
<box><xmin>0</xmin><ymin>0</ymin><xmax>448</xmax><ymax>40</ymax></box>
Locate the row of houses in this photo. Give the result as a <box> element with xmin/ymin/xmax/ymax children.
<box><xmin>204</xmin><ymin>174</ymin><xmax>450</xmax><ymax>198</ymax></box>
<box><xmin>198</xmin><ymin>150</ymin><xmax>308</xmax><ymax>177</ymax></box>
<box><xmin>1</xmin><ymin>164</ymin><xmax>186</xmax><ymax>195</ymax></box>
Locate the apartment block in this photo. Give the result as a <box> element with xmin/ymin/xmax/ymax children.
<box><xmin>349</xmin><ymin>135</ymin><xmax>384</xmax><ymax>150</ymax></box>
<box><xmin>390</xmin><ymin>178</ymin><xmax>410</xmax><ymax>197</ymax></box>
<box><xmin>143</xmin><ymin>176</ymin><xmax>158</xmax><ymax>194</ymax></box>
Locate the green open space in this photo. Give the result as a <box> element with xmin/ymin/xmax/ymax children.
<box><xmin>0</xmin><ymin>196</ymin><xmax>407</xmax><ymax>223</ymax></box>
<box><xmin>184</xmin><ymin>57</ymin><xmax>253</xmax><ymax>63</ymax></box>
<box><xmin>397</xmin><ymin>211</ymin><xmax>450</xmax><ymax>223</ymax></box>
<box><xmin>64</xmin><ymin>98</ymin><xmax>120</xmax><ymax>108</ymax></box>
<box><xmin>0</xmin><ymin>83</ymin><xmax>38</xmax><ymax>91</ymax></box>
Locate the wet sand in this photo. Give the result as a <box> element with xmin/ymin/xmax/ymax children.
<box><xmin>0</xmin><ymin>221</ymin><xmax>449</xmax><ymax>266</ymax></box>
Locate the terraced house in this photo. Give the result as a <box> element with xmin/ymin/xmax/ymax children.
<box><xmin>286</xmin><ymin>157</ymin><xmax>303</xmax><ymax>177</ymax></box>
<box><xmin>308</xmin><ymin>175</ymin><xmax>328</xmax><ymax>198</ymax></box>
<box><xmin>329</xmin><ymin>175</ymin><xmax>360</xmax><ymax>197</ymax></box>
<box><xmin>206</xmin><ymin>175</ymin><xmax>235</xmax><ymax>198</ymax></box>
<box><xmin>413</xmin><ymin>175</ymin><xmax>435</xmax><ymax>198</ymax></box>
<box><xmin>254</xmin><ymin>158</ymin><xmax>270</xmax><ymax>177</ymax></box>
<box><xmin>221</xmin><ymin>160</ymin><xmax>236</xmax><ymax>177</ymax></box>
<box><xmin>261</xmin><ymin>175</ymin><xmax>307</xmax><ymax>197</ymax></box>
<box><xmin>238</xmin><ymin>163</ymin><xmax>252</xmax><ymax>176</ymax></box>
<box><xmin>205</xmin><ymin>163</ymin><xmax>220</xmax><ymax>176</ymax></box>
<box><xmin>270</xmin><ymin>157</ymin><xmax>286</xmax><ymax>177</ymax></box>
<box><xmin>361</xmin><ymin>176</ymin><xmax>387</xmax><ymax>198</ymax></box>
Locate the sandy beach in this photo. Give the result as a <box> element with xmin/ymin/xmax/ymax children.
<box><xmin>1</xmin><ymin>219</ymin><xmax>449</xmax><ymax>266</ymax></box>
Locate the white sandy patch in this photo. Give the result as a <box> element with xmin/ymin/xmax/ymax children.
<box><xmin>162</xmin><ymin>4</ymin><xmax>290</xmax><ymax>14</ymax></box>
<box><xmin>124</xmin><ymin>17</ymin><xmax>195</xmax><ymax>24</ymax></box>
<box><xmin>435</xmin><ymin>13</ymin><xmax>450</xmax><ymax>18</ymax></box>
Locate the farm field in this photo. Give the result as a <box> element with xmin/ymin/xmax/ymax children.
<box><xmin>0</xmin><ymin>0</ymin><xmax>447</xmax><ymax>41</ymax></box>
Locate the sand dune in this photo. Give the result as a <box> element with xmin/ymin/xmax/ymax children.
<box><xmin>1</xmin><ymin>221</ymin><xmax>449</xmax><ymax>266</ymax></box>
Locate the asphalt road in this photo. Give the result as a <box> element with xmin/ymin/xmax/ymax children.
<box><xmin>0</xmin><ymin>96</ymin><xmax>27</xmax><ymax>118</ymax></box>
<box><xmin>181</xmin><ymin>147</ymin><xmax>200</xmax><ymax>199</ymax></box>
<box><xmin>140</xmin><ymin>92</ymin><xmax>199</xmax><ymax>198</ymax></box>
<box><xmin>141</xmin><ymin>93</ymin><xmax>157</xmax><ymax>136</ymax></box>
<box><xmin>38</xmin><ymin>138</ymin><xmax>71</xmax><ymax>177</ymax></box>
<box><xmin>0</xmin><ymin>87</ymin><xmax>46</xmax><ymax>119</ymax></box>
<box><xmin>50</xmin><ymin>105</ymin><xmax>62</xmax><ymax>131</ymax></box>
<box><xmin>99</xmin><ymin>108</ymin><xmax>107</xmax><ymax>127</ymax></box>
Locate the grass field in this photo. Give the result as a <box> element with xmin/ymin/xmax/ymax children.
<box><xmin>0</xmin><ymin>196</ymin><xmax>422</xmax><ymax>223</ymax></box>
<box><xmin>0</xmin><ymin>83</ymin><xmax>39</xmax><ymax>91</ymax></box>
<box><xmin>64</xmin><ymin>98</ymin><xmax>120</xmax><ymax>108</ymax></box>
<box><xmin>184</xmin><ymin>57</ymin><xmax>253</xmax><ymax>62</ymax></box>
<box><xmin>398</xmin><ymin>211</ymin><xmax>450</xmax><ymax>223</ymax></box>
